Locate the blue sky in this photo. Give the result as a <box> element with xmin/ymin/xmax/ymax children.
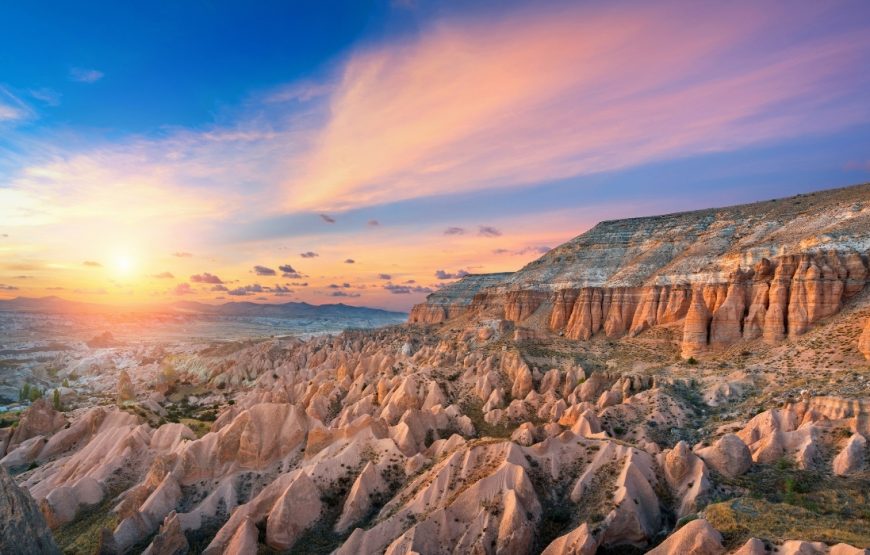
<box><xmin>1</xmin><ymin>0</ymin><xmax>870</xmax><ymax>309</ymax></box>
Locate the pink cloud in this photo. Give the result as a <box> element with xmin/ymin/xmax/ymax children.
<box><xmin>290</xmin><ymin>2</ymin><xmax>870</xmax><ymax>210</ymax></box>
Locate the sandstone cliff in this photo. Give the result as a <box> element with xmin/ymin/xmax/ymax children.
<box><xmin>411</xmin><ymin>184</ymin><xmax>870</xmax><ymax>357</ymax></box>
<box><xmin>860</xmin><ymin>317</ymin><xmax>870</xmax><ymax>361</ymax></box>
<box><xmin>408</xmin><ymin>272</ymin><xmax>513</xmax><ymax>324</ymax></box>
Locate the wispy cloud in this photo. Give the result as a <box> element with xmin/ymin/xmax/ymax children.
<box><xmin>288</xmin><ymin>2</ymin><xmax>870</xmax><ymax>211</ymax></box>
<box><xmin>0</xmin><ymin>87</ymin><xmax>31</xmax><ymax>122</ymax></box>
<box><xmin>29</xmin><ymin>88</ymin><xmax>61</xmax><ymax>106</ymax></box>
<box><xmin>69</xmin><ymin>67</ymin><xmax>104</xmax><ymax>83</ymax></box>
<box><xmin>493</xmin><ymin>245</ymin><xmax>550</xmax><ymax>256</ymax></box>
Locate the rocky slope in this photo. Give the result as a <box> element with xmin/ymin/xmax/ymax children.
<box><xmin>2</xmin><ymin>314</ymin><xmax>868</xmax><ymax>554</ymax></box>
<box><xmin>410</xmin><ymin>184</ymin><xmax>870</xmax><ymax>358</ymax></box>
<box><xmin>2</xmin><ymin>184</ymin><xmax>869</xmax><ymax>554</ymax></box>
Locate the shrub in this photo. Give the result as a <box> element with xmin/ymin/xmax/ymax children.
<box><xmin>52</xmin><ymin>389</ymin><xmax>63</xmax><ymax>411</ymax></box>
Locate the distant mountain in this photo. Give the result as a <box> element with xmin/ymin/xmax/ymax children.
<box><xmin>168</xmin><ymin>300</ymin><xmax>407</xmax><ymax>320</ymax></box>
<box><xmin>0</xmin><ymin>296</ymin><xmax>104</xmax><ymax>314</ymax></box>
<box><xmin>0</xmin><ymin>296</ymin><xmax>407</xmax><ymax>321</ymax></box>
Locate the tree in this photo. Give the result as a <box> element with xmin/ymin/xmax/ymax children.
<box><xmin>117</xmin><ymin>370</ymin><xmax>135</xmax><ymax>404</ymax></box>
<box><xmin>52</xmin><ymin>389</ymin><xmax>63</xmax><ymax>411</ymax></box>
<box><xmin>19</xmin><ymin>383</ymin><xmax>31</xmax><ymax>402</ymax></box>
<box><xmin>28</xmin><ymin>387</ymin><xmax>43</xmax><ymax>402</ymax></box>
<box><xmin>62</xmin><ymin>378</ymin><xmax>70</xmax><ymax>388</ymax></box>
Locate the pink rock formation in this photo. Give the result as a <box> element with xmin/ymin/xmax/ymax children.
<box><xmin>694</xmin><ymin>434</ymin><xmax>752</xmax><ymax>478</ymax></box>
<box><xmin>832</xmin><ymin>433</ymin><xmax>866</xmax><ymax>476</ymax></box>
<box><xmin>732</xmin><ymin>537</ymin><xmax>768</xmax><ymax>555</ymax></box>
<box><xmin>709</xmin><ymin>271</ymin><xmax>751</xmax><ymax>348</ymax></box>
<box><xmin>541</xmin><ymin>522</ymin><xmax>598</xmax><ymax>555</ymax></box>
<box><xmin>142</xmin><ymin>512</ymin><xmax>188</xmax><ymax>555</ymax></box>
<box><xmin>682</xmin><ymin>286</ymin><xmax>711</xmax><ymax>358</ymax></box>
<box><xmin>658</xmin><ymin>441</ymin><xmax>710</xmax><ymax>518</ymax></box>
<box><xmin>409</xmin><ymin>187</ymin><xmax>870</xmax><ymax>358</ymax></box>
<box><xmin>646</xmin><ymin>518</ymin><xmax>724</xmax><ymax>555</ymax></box>
<box><xmin>6</xmin><ymin>398</ymin><xmax>66</xmax><ymax>453</ymax></box>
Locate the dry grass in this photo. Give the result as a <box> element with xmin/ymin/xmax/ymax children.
<box><xmin>705</xmin><ymin>497</ymin><xmax>870</xmax><ymax>549</ymax></box>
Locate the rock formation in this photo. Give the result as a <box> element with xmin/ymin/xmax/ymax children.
<box><xmin>410</xmin><ymin>185</ymin><xmax>870</xmax><ymax>358</ymax></box>
<box><xmin>860</xmin><ymin>317</ymin><xmax>870</xmax><ymax>361</ymax></box>
<box><xmin>646</xmin><ymin>518</ymin><xmax>724</xmax><ymax>555</ymax></box>
<box><xmin>832</xmin><ymin>433</ymin><xmax>866</xmax><ymax>476</ymax></box>
<box><xmin>694</xmin><ymin>434</ymin><xmax>753</xmax><ymax>478</ymax></box>
<box><xmin>0</xmin><ymin>465</ymin><xmax>60</xmax><ymax>554</ymax></box>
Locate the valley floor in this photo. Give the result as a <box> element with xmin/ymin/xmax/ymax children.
<box><xmin>1</xmin><ymin>310</ymin><xmax>870</xmax><ymax>554</ymax></box>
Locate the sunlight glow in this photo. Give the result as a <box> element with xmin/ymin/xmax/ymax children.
<box><xmin>113</xmin><ymin>253</ymin><xmax>136</xmax><ymax>276</ymax></box>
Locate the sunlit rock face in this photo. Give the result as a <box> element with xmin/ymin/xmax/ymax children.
<box><xmin>411</xmin><ymin>184</ymin><xmax>870</xmax><ymax>358</ymax></box>
<box><xmin>860</xmin><ymin>316</ymin><xmax>870</xmax><ymax>361</ymax></box>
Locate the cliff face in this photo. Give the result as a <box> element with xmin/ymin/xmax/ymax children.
<box><xmin>408</xmin><ymin>273</ymin><xmax>513</xmax><ymax>324</ymax></box>
<box><xmin>410</xmin><ymin>184</ymin><xmax>870</xmax><ymax>356</ymax></box>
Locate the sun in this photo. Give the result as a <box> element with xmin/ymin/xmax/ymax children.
<box><xmin>113</xmin><ymin>254</ymin><xmax>136</xmax><ymax>276</ymax></box>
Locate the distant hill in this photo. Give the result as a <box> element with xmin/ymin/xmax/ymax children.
<box><xmin>0</xmin><ymin>296</ymin><xmax>104</xmax><ymax>314</ymax></box>
<box><xmin>0</xmin><ymin>296</ymin><xmax>407</xmax><ymax>321</ymax></box>
<box><xmin>168</xmin><ymin>300</ymin><xmax>407</xmax><ymax>320</ymax></box>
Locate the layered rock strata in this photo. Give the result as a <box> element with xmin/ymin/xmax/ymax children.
<box><xmin>411</xmin><ymin>185</ymin><xmax>870</xmax><ymax>357</ymax></box>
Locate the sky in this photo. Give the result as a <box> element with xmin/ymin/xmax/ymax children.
<box><xmin>1</xmin><ymin>0</ymin><xmax>870</xmax><ymax>311</ymax></box>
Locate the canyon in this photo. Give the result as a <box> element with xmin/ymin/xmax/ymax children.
<box><xmin>0</xmin><ymin>184</ymin><xmax>868</xmax><ymax>554</ymax></box>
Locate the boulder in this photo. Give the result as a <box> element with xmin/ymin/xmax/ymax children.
<box><xmin>0</xmin><ymin>466</ymin><xmax>60</xmax><ymax>554</ymax></box>
<box><xmin>832</xmin><ymin>433</ymin><xmax>866</xmax><ymax>476</ymax></box>
<box><xmin>695</xmin><ymin>434</ymin><xmax>752</xmax><ymax>478</ymax></box>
